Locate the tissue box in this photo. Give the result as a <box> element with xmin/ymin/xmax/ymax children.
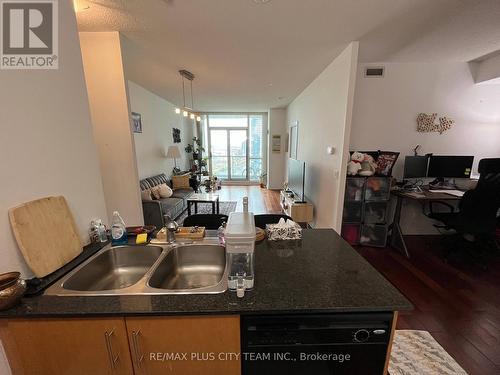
<box><xmin>266</xmin><ymin>221</ymin><xmax>302</xmax><ymax>241</ymax></box>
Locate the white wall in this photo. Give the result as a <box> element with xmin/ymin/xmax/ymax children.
<box><xmin>287</xmin><ymin>43</ymin><xmax>359</xmax><ymax>230</ymax></box>
<box><xmin>127</xmin><ymin>81</ymin><xmax>195</xmax><ymax>179</ymax></box>
<box><xmin>79</xmin><ymin>32</ymin><xmax>143</xmax><ymax>226</ymax></box>
<box><xmin>0</xmin><ymin>0</ymin><xmax>108</xmax><ymax>277</ymax></box>
<box><xmin>351</xmin><ymin>62</ymin><xmax>500</xmax><ymax>234</ymax></box>
<box><xmin>267</xmin><ymin>108</ymin><xmax>287</xmax><ymax>190</ymax></box>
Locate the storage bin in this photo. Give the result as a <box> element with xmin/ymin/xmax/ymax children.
<box><xmin>341</xmin><ymin>224</ymin><xmax>360</xmax><ymax>246</ymax></box>
<box><xmin>363</xmin><ymin>201</ymin><xmax>388</xmax><ymax>224</ymax></box>
<box><xmin>364</xmin><ymin>177</ymin><xmax>390</xmax><ymax>201</ymax></box>
<box><xmin>343</xmin><ymin>202</ymin><xmax>363</xmax><ymax>223</ymax></box>
<box><xmin>345</xmin><ymin>178</ymin><xmax>365</xmax><ymax>201</ymax></box>
<box><xmin>360</xmin><ymin>224</ymin><xmax>388</xmax><ymax>247</ymax></box>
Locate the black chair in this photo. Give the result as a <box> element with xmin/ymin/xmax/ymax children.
<box><xmin>182</xmin><ymin>214</ymin><xmax>228</xmax><ymax>230</ymax></box>
<box><xmin>429</xmin><ymin>158</ymin><xmax>500</xmax><ymax>261</ymax></box>
<box><xmin>254</xmin><ymin>214</ymin><xmax>293</xmax><ymax>229</ymax></box>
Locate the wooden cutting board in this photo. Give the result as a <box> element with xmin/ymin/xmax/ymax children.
<box><xmin>8</xmin><ymin>196</ymin><xmax>83</xmax><ymax>278</ymax></box>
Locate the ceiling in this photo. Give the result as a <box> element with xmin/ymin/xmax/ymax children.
<box><xmin>76</xmin><ymin>0</ymin><xmax>500</xmax><ymax>112</ymax></box>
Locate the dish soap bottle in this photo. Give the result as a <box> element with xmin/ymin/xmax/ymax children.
<box><xmin>111</xmin><ymin>211</ymin><xmax>127</xmax><ymax>245</ymax></box>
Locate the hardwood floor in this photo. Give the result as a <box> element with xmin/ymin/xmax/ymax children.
<box><xmin>217</xmin><ymin>185</ymin><xmax>282</xmax><ymax>214</ymax></box>
<box><xmin>357</xmin><ymin>236</ymin><xmax>500</xmax><ymax>375</ymax></box>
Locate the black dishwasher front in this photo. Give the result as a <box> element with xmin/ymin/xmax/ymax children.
<box><xmin>241</xmin><ymin>312</ymin><xmax>393</xmax><ymax>375</ymax></box>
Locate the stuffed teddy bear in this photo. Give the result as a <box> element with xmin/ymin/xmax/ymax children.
<box><xmin>359</xmin><ymin>154</ymin><xmax>377</xmax><ymax>176</ymax></box>
<box><xmin>347</xmin><ymin>151</ymin><xmax>364</xmax><ymax>176</ymax></box>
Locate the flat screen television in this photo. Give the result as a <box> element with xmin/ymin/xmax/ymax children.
<box><xmin>288</xmin><ymin>158</ymin><xmax>306</xmax><ymax>202</ymax></box>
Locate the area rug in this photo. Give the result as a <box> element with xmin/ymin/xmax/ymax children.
<box><xmin>389</xmin><ymin>330</ymin><xmax>468</xmax><ymax>375</ymax></box>
<box><xmin>176</xmin><ymin>201</ymin><xmax>237</xmax><ymax>226</ymax></box>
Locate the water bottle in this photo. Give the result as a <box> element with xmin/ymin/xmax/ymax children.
<box><xmin>96</xmin><ymin>219</ymin><xmax>108</xmax><ymax>242</ymax></box>
<box><xmin>89</xmin><ymin>220</ymin><xmax>99</xmax><ymax>243</ymax></box>
<box><xmin>217</xmin><ymin>221</ymin><xmax>226</xmax><ymax>246</ymax></box>
<box><xmin>111</xmin><ymin>211</ymin><xmax>127</xmax><ymax>245</ymax></box>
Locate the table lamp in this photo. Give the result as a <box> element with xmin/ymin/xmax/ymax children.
<box><xmin>166</xmin><ymin>145</ymin><xmax>181</xmax><ymax>172</ymax></box>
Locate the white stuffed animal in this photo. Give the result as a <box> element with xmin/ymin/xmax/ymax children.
<box><xmin>347</xmin><ymin>151</ymin><xmax>364</xmax><ymax>176</ymax></box>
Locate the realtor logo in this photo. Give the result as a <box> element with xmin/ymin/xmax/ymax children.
<box><xmin>1</xmin><ymin>0</ymin><xmax>58</xmax><ymax>69</ymax></box>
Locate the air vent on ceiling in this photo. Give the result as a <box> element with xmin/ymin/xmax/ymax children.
<box><xmin>365</xmin><ymin>67</ymin><xmax>385</xmax><ymax>78</ymax></box>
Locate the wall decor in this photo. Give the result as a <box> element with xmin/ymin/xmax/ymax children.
<box><xmin>272</xmin><ymin>135</ymin><xmax>281</xmax><ymax>153</ymax></box>
<box><xmin>289</xmin><ymin>121</ymin><xmax>298</xmax><ymax>159</ymax></box>
<box><xmin>131</xmin><ymin>112</ymin><xmax>142</xmax><ymax>133</ymax></box>
<box><xmin>172</xmin><ymin>128</ymin><xmax>181</xmax><ymax>143</ymax></box>
<box><xmin>416</xmin><ymin>113</ymin><xmax>454</xmax><ymax>134</ymax></box>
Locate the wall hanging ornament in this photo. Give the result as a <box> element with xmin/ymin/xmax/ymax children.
<box><xmin>416</xmin><ymin>113</ymin><xmax>454</xmax><ymax>134</ymax></box>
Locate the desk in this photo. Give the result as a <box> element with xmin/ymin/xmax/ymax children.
<box><xmin>390</xmin><ymin>189</ymin><xmax>462</xmax><ymax>258</ymax></box>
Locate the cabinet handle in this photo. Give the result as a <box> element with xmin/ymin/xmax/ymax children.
<box><xmin>131</xmin><ymin>330</ymin><xmax>144</xmax><ymax>368</ymax></box>
<box><xmin>104</xmin><ymin>329</ymin><xmax>119</xmax><ymax>370</ymax></box>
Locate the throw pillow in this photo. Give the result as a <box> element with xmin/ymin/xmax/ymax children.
<box><xmin>150</xmin><ymin>186</ymin><xmax>161</xmax><ymax>200</ymax></box>
<box><xmin>141</xmin><ymin>189</ymin><xmax>153</xmax><ymax>201</ymax></box>
<box><xmin>158</xmin><ymin>183</ymin><xmax>173</xmax><ymax>198</ymax></box>
<box><xmin>172</xmin><ymin>173</ymin><xmax>191</xmax><ymax>190</ymax></box>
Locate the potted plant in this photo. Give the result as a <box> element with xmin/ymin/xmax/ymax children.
<box><xmin>260</xmin><ymin>173</ymin><xmax>267</xmax><ymax>188</ymax></box>
<box><xmin>185</xmin><ymin>137</ymin><xmax>205</xmax><ymax>160</ymax></box>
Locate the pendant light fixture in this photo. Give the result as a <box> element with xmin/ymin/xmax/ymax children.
<box><xmin>174</xmin><ymin>70</ymin><xmax>202</xmax><ymax>122</ymax></box>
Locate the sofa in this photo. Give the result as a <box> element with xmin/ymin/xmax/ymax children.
<box><xmin>139</xmin><ymin>173</ymin><xmax>194</xmax><ymax>229</ymax></box>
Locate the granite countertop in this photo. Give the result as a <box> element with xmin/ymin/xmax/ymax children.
<box><xmin>0</xmin><ymin>229</ymin><xmax>412</xmax><ymax>318</ymax></box>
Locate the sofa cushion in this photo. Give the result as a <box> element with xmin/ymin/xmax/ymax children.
<box><xmin>141</xmin><ymin>189</ymin><xmax>153</xmax><ymax>201</ymax></box>
<box><xmin>158</xmin><ymin>183</ymin><xmax>173</xmax><ymax>198</ymax></box>
<box><xmin>172</xmin><ymin>173</ymin><xmax>191</xmax><ymax>190</ymax></box>
<box><xmin>159</xmin><ymin>197</ymin><xmax>183</xmax><ymax>213</ymax></box>
<box><xmin>150</xmin><ymin>186</ymin><xmax>161</xmax><ymax>200</ymax></box>
<box><xmin>172</xmin><ymin>188</ymin><xmax>194</xmax><ymax>200</ymax></box>
<box><xmin>139</xmin><ymin>173</ymin><xmax>171</xmax><ymax>191</ymax></box>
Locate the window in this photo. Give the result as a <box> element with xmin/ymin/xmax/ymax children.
<box><xmin>206</xmin><ymin>113</ymin><xmax>266</xmax><ymax>181</ymax></box>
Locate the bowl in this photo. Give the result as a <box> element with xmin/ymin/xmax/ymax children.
<box><xmin>0</xmin><ymin>272</ymin><xmax>26</xmax><ymax>311</ymax></box>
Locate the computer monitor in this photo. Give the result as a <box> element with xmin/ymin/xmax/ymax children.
<box><xmin>404</xmin><ymin>156</ymin><xmax>429</xmax><ymax>178</ymax></box>
<box><xmin>427</xmin><ymin>155</ymin><xmax>474</xmax><ymax>179</ymax></box>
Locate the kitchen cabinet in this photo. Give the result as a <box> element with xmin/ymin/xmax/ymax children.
<box><xmin>0</xmin><ymin>318</ymin><xmax>133</xmax><ymax>375</ymax></box>
<box><xmin>0</xmin><ymin>315</ymin><xmax>241</xmax><ymax>375</ymax></box>
<box><xmin>126</xmin><ymin>315</ymin><xmax>241</xmax><ymax>375</ymax></box>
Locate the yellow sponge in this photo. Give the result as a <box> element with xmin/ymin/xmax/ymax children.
<box><xmin>136</xmin><ymin>233</ymin><xmax>148</xmax><ymax>244</ymax></box>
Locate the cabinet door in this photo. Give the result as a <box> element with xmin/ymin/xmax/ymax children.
<box><xmin>0</xmin><ymin>318</ymin><xmax>133</xmax><ymax>375</ymax></box>
<box><xmin>126</xmin><ymin>315</ymin><xmax>241</xmax><ymax>375</ymax></box>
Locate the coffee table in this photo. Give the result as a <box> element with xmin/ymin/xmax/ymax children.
<box><xmin>187</xmin><ymin>193</ymin><xmax>220</xmax><ymax>215</ymax></box>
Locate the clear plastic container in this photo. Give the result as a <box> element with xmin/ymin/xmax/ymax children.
<box><xmin>227</xmin><ymin>252</ymin><xmax>254</xmax><ymax>295</ymax></box>
<box><xmin>364</xmin><ymin>177</ymin><xmax>390</xmax><ymax>201</ymax></box>
<box><xmin>345</xmin><ymin>177</ymin><xmax>365</xmax><ymax>201</ymax></box>
<box><xmin>343</xmin><ymin>201</ymin><xmax>362</xmax><ymax>223</ymax></box>
<box><xmin>363</xmin><ymin>202</ymin><xmax>388</xmax><ymax>224</ymax></box>
<box><xmin>225</xmin><ymin>211</ymin><xmax>255</xmax><ymax>298</ymax></box>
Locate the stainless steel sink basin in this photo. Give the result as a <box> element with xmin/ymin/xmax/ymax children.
<box><xmin>148</xmin><ymin>245</ymin><xmax>225</xmax><ymax>290</ymax></box>
<box><xmin>45</xmin><ymin>240</ymin><xmax>228</xmax><ymax>296</ymax></box>
<box><xmin>62</xmin><ymin>246</ymin><xmax>163</xmax><ymax>291</ymax></box>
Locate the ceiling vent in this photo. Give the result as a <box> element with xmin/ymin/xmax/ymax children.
<box><xmin>365</xmin><ymin>67</ymin><xmax>385</xmax><ymax>78</ymax></box>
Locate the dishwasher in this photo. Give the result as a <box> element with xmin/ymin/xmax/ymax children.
<box><xmin>241</xmin><ymin>312</ymin><xmax>393</xmax><ymax>375</ymax></box>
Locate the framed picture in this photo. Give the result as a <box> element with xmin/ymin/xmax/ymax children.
<box><xmin>289</xmin><ymin>121</ymin><xmax>298</xmax><ymax>159</ymax></box>
<box><xmin>173</xmin><ymin>128</ymin><xmax>181</xmax><ymax>143</ymax></box>
<box><xmin>131</xmin><ymin>112</ymin><xmax>142</xmax><ymax>133</ymax></box>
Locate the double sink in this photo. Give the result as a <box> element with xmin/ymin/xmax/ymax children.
<box><xmin>45</xmin><ymin>240</ymin><xmax>228</xmax><ymax>296</ymax></box>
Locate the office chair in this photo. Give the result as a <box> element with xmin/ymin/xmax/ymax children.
<box><xmin>428</xmin><ymin>158</ymin><xmax>500</xmax><ymax>262</ymax></box>
<box><xmin>254</xmin><ymin>214</ymin><xmax>293</xmax><ymax>229</ymax></box>
<box><xmin>182</xmin><ymin>214</ymin><xmax>228</xmax><ymax>230</ymax></box>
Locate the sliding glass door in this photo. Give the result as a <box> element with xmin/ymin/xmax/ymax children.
<box><xmin>207</xmin><ymin>114</ymin><xmax>264</xmax><ymax>181</ymax></box>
